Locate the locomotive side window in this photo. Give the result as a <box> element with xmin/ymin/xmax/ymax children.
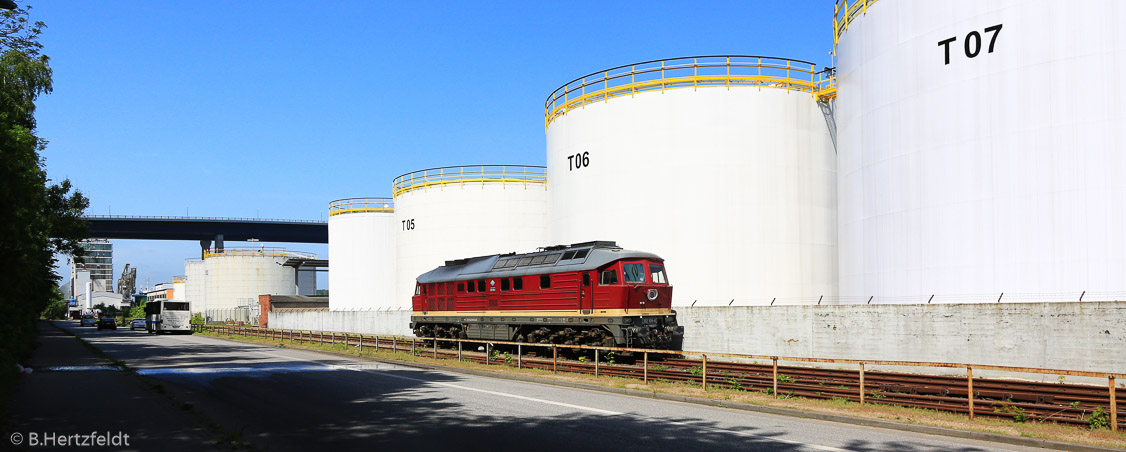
<box><xmin>582</xmin><ymin>273</ymin><xmax>591</xmax><ymax>287</ymax></box>
<box><xmin>457</xmin><ymin>282</ymin><xmax>464</xmax><ymax>292</ymax></box>
<box><xmin>492</xmin><ymin>259</ymin><xmax>510</xmax><ymax>270</ymax></box>
<box><xmin>501</xmin><ymin>278</ymin><xmax>511</xmax><ymax>291</ymax></box>
<box><xmin>467</xmin><ymin>281</ymin><xmax>475</xmax><ymax>293</ymax></box>
<box><xmin>513</xmin><ymin>277</ymin><xmax>523</xmax><ymax>290</ymax></box>
<box><xmin>600</xmin><ymin>269</ymin><xmax>618</xmax><ymax>285</ymax></box>
<box><xmin>517</xmin><ymin>257</ymin><xmax>533</xmax><ymax>266</ymax></box>
<box><xmin>530</xmin><ymin>255</ymin><xmax>546</xmax><ymax>265</ymax></box>
<box><xmin>477</xmin><ymin>280</ymin><xmax>486</xmax><ymax>292</ymax></box>
<box><xmin>623</xmin><ymin>264</ymin><xmax>646</xmax><ymax>283</ymax></box>
<box><xmin>544</xmin><ymin>253</ymin><xmax>561</xmax><ymax>264</ymax></box>
<box><xmin>540</xmin><ymin>274</ymin><xmax>551</xmax><ymax>289</ymax></box>
<box><xmin>651</xmin><ymin>264</ymin><xmax>667</xmax><ymax>284</ymax></box>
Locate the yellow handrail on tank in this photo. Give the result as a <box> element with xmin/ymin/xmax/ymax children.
<box><xmin>544</xmin><ymin>56</ymin><xmax>837</xmax><ymax>128</ymax></box>
<box><xmin>203</xmin><ymin>247</ymin><xmax>317</xmax><ymax>260</ymax></box>
<box><xmin>833</xmin><ymin>0</ymin><xmax>880</xmax><ymax>47</ymax></box>
<box><xmin>328</xmin><ymin>198</ymin><xmax>395</xmax><ymax>217</ymax></box>
<box><xmin>392</xmin><ymin>165</ymin><xmax>547</xmax><ymax>198</ymax></box>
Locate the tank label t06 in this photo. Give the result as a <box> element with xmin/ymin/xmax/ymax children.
<box><xmin>938</xmin><ymin>24</ymin><xmax>1002</xmax><ymax>65</ymax></box>
<box><xmin>567</xmin><ymin>151</ymin><xmax>590</xmax><ymax>171</ymax></box>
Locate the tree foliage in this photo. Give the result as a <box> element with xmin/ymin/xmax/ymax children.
<box><xmin>0</xmin><ymin>4</ymin><xmax>89</xmax><ymax>398</ymax></box>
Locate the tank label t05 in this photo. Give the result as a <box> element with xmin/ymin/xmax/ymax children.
<box><xmin>402</xmin><ymin>219</ymin><xmax>415</xmax><ymax>231</ymax></box>
<box><xmin>938</xmin><ymin>24</ymin><xmax>1002</xmax><ymax>65</ymax></box>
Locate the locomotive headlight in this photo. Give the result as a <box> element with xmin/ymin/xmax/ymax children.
<box><xmin>646</xmin><ymin>289</ymin><xmax>658</xmax><ymax>301</ymax></box>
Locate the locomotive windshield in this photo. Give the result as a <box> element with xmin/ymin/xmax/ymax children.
<box><xmin>623</xmin><ymin>263</ymin><xmax>646</xmax><ymax>283</ymax></box>
<box><xmin>651</xmin><ymin>264</ymin><xmax>667</xmax><ymax>284</ymax></box>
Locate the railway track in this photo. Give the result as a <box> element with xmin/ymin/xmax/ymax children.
<box><xmin>210</xmin><ymin>326</ymin><xmax>1123</xmax><ymax>429</ymax></box>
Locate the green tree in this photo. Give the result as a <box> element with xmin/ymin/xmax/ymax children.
<box><xmin>0</xmin><ymin>4</ymin><xmax>89</xmax><ymax>401</ymax></box>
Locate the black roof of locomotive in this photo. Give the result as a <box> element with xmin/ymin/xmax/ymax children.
<box><xmin>415</xmin><ymin>241</ymin><xmax>663</xmax><ymax>284</ymax></box>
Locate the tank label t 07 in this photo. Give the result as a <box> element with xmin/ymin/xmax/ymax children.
<box><xmin>938</xmin><ymin>24</ymin><xmax>1002</xmax><ymax>65</ymax></box>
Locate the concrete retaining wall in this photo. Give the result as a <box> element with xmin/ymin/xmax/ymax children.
<box><xmin>269</xmin><ymin>309</ymin><xmax>412</xmax><ymax>336</ymax></box>
<box><xmin>268</xmin><ymin>302</ymin><xmax>1124</xmax><ymax>383</ymax></box>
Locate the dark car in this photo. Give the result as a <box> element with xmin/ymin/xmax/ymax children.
<box><xmin>130</xmin><ymin>319</ymin><xmax>146</xmax><ymax>331</ymax></box>
<box><xmin>96</xmin><ymin>317</ymin><xmax>117</xmax><ymax>330</ymax></box>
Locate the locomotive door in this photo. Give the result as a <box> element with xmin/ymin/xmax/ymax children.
<box><xmin>580</xmin><ymin>272</ymin><xmax>594</xmax><ymax>314</ymax></box>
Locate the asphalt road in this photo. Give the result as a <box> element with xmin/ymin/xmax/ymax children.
<box><xmin>14</xmin><ymin>321</ymin><xmax>1050</xmax><ymax>451</ymax></box>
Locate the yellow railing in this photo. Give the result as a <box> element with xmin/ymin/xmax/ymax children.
<box><xmin>203</xmin><ymin>247</ymin><xmax>317</xmax><ymax>260</ymax></box>
<box><xmin>833</xmin><ymin>0</ymin><xmax>880</xmax><ymax>47</ymax></box>
<box><xmin>171</xmin><ymin>276</ymin><xmax>186</xmax><ymax>283</ymax></box>
<box><xmin>544</xmin><ymin>55</ymin><xmax>837</xmax><ymax>128</ymax></box>
<box><xmin>328</xmin><ymin>197</ymin><xmax>395</xmax><ymax>217</ymax></box>
<box><xmin>392</xmin><ymin>165</ymin><xmax>547</xmax><ymax>198</ymax></box>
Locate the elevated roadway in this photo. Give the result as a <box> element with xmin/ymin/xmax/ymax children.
<box><xmin>83</xmin><ymin>215</ymin><xmax>327</xmax><ymax>254</ymax></box>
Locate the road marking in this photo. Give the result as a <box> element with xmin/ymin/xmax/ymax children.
<box><xmin>188</xmin><ymin>335</ymin><xmax>853</xmax><ymax>451</ymax></box>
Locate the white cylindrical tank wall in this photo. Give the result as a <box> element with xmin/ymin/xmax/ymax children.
<box><xmin>171</xmin><ymin>278</ymin><xmax>186</xmax><ymax>301</ymax></box>
<box><xmin>835</xmin><ymin>1</ymin><xmax>1126</xmax><ymax>303</ymax></box>
<box><xmin>184</xmin><ymin>259</ymin><xmax>206</xmax><ymax>312</ymax></box>
<box><xmin>202</xmin><ymin>248</ymin><xmax>316</xmax><ymax>310</ymax></box>
<box><xmin>393</xmin><ymin>165</ymin><xmax>549</xmax><ymax>309</ymax></box>
<box><xmin>327</xmin><ymin>198</ymin><xmax>396</xmax><ymax>310</ymax></box>
<box><xmin>546</xmin><ymin>56</ymin><xmax>837</xmax><ymax>306</ymax></box>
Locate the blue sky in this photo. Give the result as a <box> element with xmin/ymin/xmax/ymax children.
<box><xmin>37</xmin><ymin>0</ymin><xmax>835</xmax><ymax>291</ymax></box>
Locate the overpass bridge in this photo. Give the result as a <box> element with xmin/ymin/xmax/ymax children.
<box><xmin>83</xmin><ymin>215</ymin><xmax>328</xmax><ymax>256</ymax></box>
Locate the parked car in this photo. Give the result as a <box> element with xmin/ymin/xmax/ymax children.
<box><xmin>130</xmin><ymin>319</ymin><xmax>146</xmax><ymax>331</ymax></box>
<box><xmin>80</xmin><ymin>314</ymin><xmax>96</xmax><ymax>327</ymax></box>
<box><xmin>96</xmin><ymin>317</ymin><xmax>117</xmax><ymax>330</ymax></box>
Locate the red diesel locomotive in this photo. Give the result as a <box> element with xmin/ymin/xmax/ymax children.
<box><xmin>410</xmin><ymin>241</ymin><xmax>684</xmax><ymax>349</ymax></box>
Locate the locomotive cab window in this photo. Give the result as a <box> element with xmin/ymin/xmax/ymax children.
<box><xmin>414</xmin><ymin>284</ymin><xmax>421</xmax><ymax>296</ymax></box>
<box><xmin>650</xmin><ymin>264</ymin><xmax>667</xmax><ymax>284</ymax></box>
<box><xmin>600</xmin><ymin>269</ymin><xmax>618</xmax><ymax>285</ymax></box>
<box><xmin>477</xmin><ymin>280</ymin><xmax>486</xmax><ymax>292</ymax></box>
<box><xmin>501</xmin><ymin>278</ymin><xmax>510</xmax><ymax>291</ymax></box>
<box><xmin>513</xmin><ymin>277</ymin><xmax>523</xmax><ymax>290</ymax></box>
<box><xmin>457</xmin><ymin>282</ymin><xmax>465</xmax><ymax>292</ymax></box>
<box><xmin>467</xmin><ymin>281</ymin><xmax>476</xmax><ymax>293</ymax></box>
<box><xmin>582</xmin><ymin>273</ymin><xmax>591</xmax><ymax>287</ymax></box>
<box><xmin>540</xmin><ymin>274</ymin><xmax>551</xmax><ymax>289</ymax></box>
<box><xmin>623</xmin><ymin>264</ymin><xmax>646</xmax><ymax>283</ymax></box>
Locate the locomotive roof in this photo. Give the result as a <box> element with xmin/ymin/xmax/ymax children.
<box><xmin>415</xmin><ymin>241</ymin><xmax>663</xmax><ymax>284</ymax></box>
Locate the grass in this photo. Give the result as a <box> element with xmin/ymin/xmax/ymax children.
<box><xmin>198</xmin><ymin>329</ymin><xmax>1126</xmax><ymax>449</ymax></box>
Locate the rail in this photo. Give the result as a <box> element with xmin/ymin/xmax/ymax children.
<box><xmin>328</xmin><ymin>198</ymin><xmax>395</xmax><ymax>217</ymax></box>
<box><xmin>200</xmin><ymin>324</ymin><xmax>1123</xmax><ymax>431</ymax></box>
<box><xmin>392</xmin><ymin>165</ymin><xmax>547</xmax><ymax>198</ymax></box>
<box><xmin>202</xmin><ymin>247</ymin><xmax>317</xmax><ymax>260</ymax></box>
<box><xmin>544</xmin><ymin>55</ymin><xmax>838</xmax><ymax>128</ymax></box>
<box><xmin>82</xmin><ymin>215</ymin><xmax>325</xmax><ymax>224</ymax></box>
<box><xmin>833</xmin><ymin>0</ymin><xmax>880</xmax><ymax>47</ymax></box>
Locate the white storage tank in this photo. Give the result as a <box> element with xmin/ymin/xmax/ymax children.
<box><xmin>328</xmin><ymin>197</ymin><xmax>396</xmax><ymax>310</ymax></box>
<box><xmin>393</xmin><ymin>165</ymin><xmax>549</xmax><ymax>309</ymax></box>
<box><xmin>546</xmin><ymin>56</ymin><xmax>837</xmax><ymax>306</ymax></box>
<box><xmin>171</xmin><ymin>276</ymin><xmax>186</xmax><ymax>301</ymax></box>
<box><xmin>202</xmin><ymin>247</ymin><xmax>318</xmax><ymax>310</ymax></box>
<box><xmin>834</xmin><ymin>0</ymin><xmax>1126</xmax><ymax>303</ymax></box>
<box><xmin>184</xmin><ymin>259</ymin><xmax>206</xmax><ymax>312</ymax></box>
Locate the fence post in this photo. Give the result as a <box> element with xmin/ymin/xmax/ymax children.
<box><xmin>517</xmin><ymin>344</ymin><xmax>522</xmax><ymax>369</ymax></box>
<box><xmin>859</xmin><ymin>363</ymin><xmax>866</xmax><ymax>405</ymax></box>
<box><xmin>1110</xmin><ymin>375</ymin><xmax>1118</xmax><ymax>432</ymax></box>
<box><xmin>553</xmin><ymin>346</ymin><xmax>558</xmax><ymax>374</ymax></box>
<box><xmin>412</xmin><ymin>338</ymin><xmax>416</xmax><ymax>355</ymax></box>
<box><xmin>486</xmin><ymin>343</ymin><xmax>490</xmax><ymax>365</ymax></box>
<box><xmin>595</xmin><ymin>349</ymin><xmax>599</xmax><ymax>376</ymax></box>
<box><xmin>393</xmin><ymin>336</ymin><xmax>397</xmax><ymax>353</ymax></box>
<box><xmin>772</xmin><ymin>357</ymin><xmax>779</xmax><ymax>399</ymax></box>
<box><xmin>643</xmin><ymin>352</ymin><xmax>649</xmax><ymax>384</ymax></box>
<box><xmin>433</xmin><ymin>335</ymin><xmax>438</xmax><ymax>359</ymax></box>
<box><xmin>458</xmin><ymin>340</ymin><xmax>463</xmax><ymax>362</ymax></box>
<box><xmin>375</xmin><ymin>335</ymin><xmax>380</xmax><ymax>351</ymax></box>
<box><xmin>967</xmin><ymin>366</ymin><xmax>975</xmax><ymax>420</ymax></box>
<box><xmin>358</xmin><ymin>334</ymin><xmax>363</xmax><ymax>353</ymax></box>
<box><xmin>702</xmin><ymin>354</ymin><xmax>708</xmax><ymax>391</ymax></box>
